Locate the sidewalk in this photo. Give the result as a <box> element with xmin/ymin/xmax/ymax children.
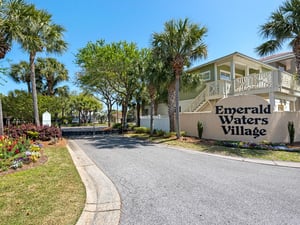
<box><xmin>67</xmin><ymin>139</ymin><xmax>121</xmax><ymax>225</ymax></box>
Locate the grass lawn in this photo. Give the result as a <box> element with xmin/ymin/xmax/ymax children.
<box><xmin>0</xmin><ymin>141</ymin><xmax>86</xmax><ymax>225</ymax></box>
<box><xmin>127</xmin><ymin>133</ymin><xmax>300</xmax><ymax>162</ymax></box>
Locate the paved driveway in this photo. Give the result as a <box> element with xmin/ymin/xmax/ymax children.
<box><xmin>72</xmin><ymin>135</ymin><xmax>300</xmax><ymax>225</ymax></box>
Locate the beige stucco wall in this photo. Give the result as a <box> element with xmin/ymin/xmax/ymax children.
<box><xmin>180</xmin><ymin>112</ymin><xmax>300</xmax><ymax>143</ymax></box>
<box><xmin>180</xmin><ymin>95</ymin><xmax>300</xmax><ymax>143</ymax></box>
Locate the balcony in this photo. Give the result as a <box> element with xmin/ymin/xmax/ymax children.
<box><xmin>188</xmin><ymin>70</ymin><xmax>300</xmax><ymax>112</ymax></box>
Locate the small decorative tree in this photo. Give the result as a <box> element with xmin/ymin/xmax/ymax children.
<box><xmin>288</xmin><ymin>121</ymin><xmax>295</xmax><ymax>144</ymax></box>
<box><xmin>197</xmin><ymin>121</ymin><xmax>203</xmax><ymax>139</ymax></box>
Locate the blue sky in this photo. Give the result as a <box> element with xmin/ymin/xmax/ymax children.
<box><xmin>1</xmin><ymin>0</ymin><xmax>288</xmax><ymax>95</ymax></box>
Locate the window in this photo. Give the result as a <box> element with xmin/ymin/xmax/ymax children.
<box><xmin>220</xmin><ymin>70</ymin><xmax>231</xmax><ymax>80</ymax></box>
<box><xmin>199</xmin><ymin>70</ymin><xmax>211</xmax><ymax>81</ymax></box>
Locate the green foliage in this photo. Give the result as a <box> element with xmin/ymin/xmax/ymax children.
<box><xmin>2</xmin><ymin>91</ymin><xmax>71</xmax><ymax>124</ymax></box>
<box><xmin>26</xmin><ymin>130</ymin><xmax>39</xmax><ymax>140</ymax></box>
<box><xmin>255</xmin><ymin>0</ymin><xmax>300</xmax><ymax>77</ymax></box>
<box><xmin>2</xmin><ymin>90</ymin><xmax>33</xmax><ymax>122</ymax></box>
<box><xmin>288</xmin><ymin>121</ymin><xmax>295</xmax><ymax>144</ymax></box>
<box><xmin>197</xmin><ymin>121</ymin><xmax>204</xmax><ymax>139</ymax></box>
<box><xmin>75</xmin><ymin>40</ymin><xmax>147</xmax><ymax>127</ymax></box>
<box><xmin>134</xmin><ymin>126</ymin><xmax>150</xmax><ymax>134</ymax></box>
<box><xmin>69</xmin><ymin>93</ymin><xmax>103</xmax><ymax>124</ymax></box>
<box><xmin>153</xmin><ymin>129</ymin><xmax>165</xmax><ymax>136</ymax></box>
<box><xmin>112</xmin><ymin>123</ymin><xmax>122</xmax><ymax>129</ymax></box>
<box><xmin>151</xmin><ymin>18</ymin><xmax>208</xmax><ymax>133</ymax></box>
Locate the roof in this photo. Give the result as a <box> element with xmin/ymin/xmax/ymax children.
<box><xmin>260</xmin><ymin>52</ymin><xmax>294</xmax><ymax>63</ymax></box>
<box><xmin>186</xmin><ymin>51</ymin><xmax>276</xmax><ymax>73</ymax></box>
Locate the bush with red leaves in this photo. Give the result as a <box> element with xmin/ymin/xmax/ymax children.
<box><xmin>4</xmin><ymin>124</ymin><xmax>62</xmax><ymax>141</ymax></box>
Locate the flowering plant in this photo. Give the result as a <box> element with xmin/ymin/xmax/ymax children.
<box><xmin>0</xmin><ymin>135</ymin><xmax>42</xmax><ymax>171</ymax></box>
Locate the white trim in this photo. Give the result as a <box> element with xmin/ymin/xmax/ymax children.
<box><xmin>220</xmin><ymin>70</ymin><xmax>230</xmax><ymax>80</ymax></box>
<box><xmin>199</xmin><ymin>70</ymin><xmax>211</xmax><ymax>81</ymax></box>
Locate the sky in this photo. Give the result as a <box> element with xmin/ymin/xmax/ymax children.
<box><xmin>0</xmin><ymin>0</ymin><xmax>289</xmax><ymax>95</ymax></box>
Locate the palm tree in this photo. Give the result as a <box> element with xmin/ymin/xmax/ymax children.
<box><xmin>35</xmin><ymin>57</ymin><xmax>69</xmax><ymax>96</ymax></box>
<box><xmin>255</xmin><ymin>0</ymin><xmax>300</xmax><ymax>76</ymax></box>
<box><xmin>3</xmin><ymin>0</ymin><xmax>67</xmax><ymax>126</ymax></box>
<box><xmin>152</xmin><ymin>18</ymin><xmax>208</xmax><ymax>138</ymax></box>
<box><xmin>9</xmin><ymin>61</ymin><xmax>32</xmax><ymax>93</ymax></box>
<box><xmin>0</xmin><ymin>0</ymin><xmax>15</xmax><ymax>135</ymax></box>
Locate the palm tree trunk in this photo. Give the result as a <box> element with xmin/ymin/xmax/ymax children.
<box><xmin>293</xmin><ymin>37</ymin><xmax>300</xmax><ymax>77</ymax></box>
<box><xmin>30</xmin><ymin>52</ymin><xmax>40</xmax><ymax>126</ymax></box>
<box><xmin>168</xmin><ymin>80</ymin><xmax>176</xmax><ymax>132</ymax></box>
<box><xmin>0</xmin><ymin>98</ymin><xmax>3</xmax><ymax>136</ymax></box>
<box><xmin>149</xmin><ymin>84</ymin><xmax>156</xmax><ymax>135</ymax></box>
<box><xmin>175</xmin><ymin>74</ymin><xmax>180</xmax><ymax>139</ymax></box>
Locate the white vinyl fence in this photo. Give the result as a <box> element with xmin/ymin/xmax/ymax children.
<box><xmin>140</xmin><ymin>115</ymin><xmax>169</xmax><ymax>132</ymax></box>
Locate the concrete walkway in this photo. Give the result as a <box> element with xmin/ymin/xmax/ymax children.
<box><xmin>67</xmin><ymin>139</ymin><xmax>121</xmax><ymax>225</ymax></box>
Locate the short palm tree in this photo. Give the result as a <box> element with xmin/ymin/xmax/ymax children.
<box><xmin>152</xmin><ymin>18</ymin><xmax>207</xmax><ymax>138</ymax></box>
<box><xmin>3</xmin><ymin>0</ymin><xmax>67</xmax><ymax>126</ymax></box>
<box><xmin>255</xmin><ymin>0</ymin><xmax>300</xmax><ymax>76</ymax></box>
<box><xmin>35</xmin><ymin>57</ymin><xmax>69</xmax><ymax>96</ymax></box>
<box><xmin>9</xmin><ymin>61</ymin><xmax>32</xmax><ymax>93</ymax></box>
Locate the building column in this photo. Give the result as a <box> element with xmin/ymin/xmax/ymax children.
<box><xmin>214</xmin><ymin>63</ymin><xmax>217</xmax><ymax>81</ymax></box>
<box><xmin>230</xmin><ymin>60</ymin><xmax>235</xmax><ymax>94</ymax></box>
<box><xmin>245</xmin><ymin>65</ymin><xmax>249</xmax><ymax>76</ymax></box>
<box><xmin>269</xmin><ymin>92</ymin><xmax>276</xmax><ymax>112</ymax></box>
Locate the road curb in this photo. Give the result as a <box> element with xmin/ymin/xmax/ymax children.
<box><xmin>67</xmin><ymin>140</ymin><xmax>121</xmax><ymax>225</ymax></box>
<box><xmin>163</xmin><ymin>144</ymin><xmax>300</xmax><ymax>169</ymax></box>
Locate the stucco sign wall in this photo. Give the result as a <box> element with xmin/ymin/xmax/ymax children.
<box><xmin>215</xmin><ymin>96</ymin><xmax>271</xmax><ymax>139</ymax></box>
<box><xmin>180</xmin><ymin>96</ymin><xmax>299</xmax><ymax>143</ymax></box>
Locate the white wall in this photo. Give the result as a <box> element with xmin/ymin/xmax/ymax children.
<box><xmin>140</xmin><ymin>115</ymin><xmax>170</xmax><ymax>132</ymax></box>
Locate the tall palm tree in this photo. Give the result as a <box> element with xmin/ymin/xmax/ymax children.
<box><xmin>0</xmin><ymin>0</ymin><xmax>15</xmax><ymax>135</ymax></box>
<box><xmin>152</xmin><ymin>18</ymin><xmax>208</xmax><ymax>138</ymax></box>
<box><xmin>35</xmin><ymin>57</ymin><xmax>69</xmax><ymax>96</ymax></box>
<box><xmin>3</xmin><ymin>0</ymin><xmax>67</xmax><ymax>126</ymax></box>
<box><xmin>255</xmin><ymin>0</ymin><xmax>300</xmax><ymax>75</ymax></box>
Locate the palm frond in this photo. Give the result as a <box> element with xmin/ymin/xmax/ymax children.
<box><xmin>255</xmin><ymin>40</ymin><xmax>282</xmax><ymax>56</ymax></box>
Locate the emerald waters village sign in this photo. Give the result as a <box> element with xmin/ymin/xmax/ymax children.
<box><xmin>214</xmin><ymin>95</ymin><xmax>272</xmax><ymax>140</ymax></box>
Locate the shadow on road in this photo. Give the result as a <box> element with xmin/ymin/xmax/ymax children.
<box><xmin>72</xmin><ymin>134</ymin><xmax>156</xmax><ymax>150</ymax></box>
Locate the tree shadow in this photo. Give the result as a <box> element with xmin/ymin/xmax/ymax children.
<box><xmin>74</xmin><ymin>134</ymin><xmax>156</xmax><ymax>150</ymax></box>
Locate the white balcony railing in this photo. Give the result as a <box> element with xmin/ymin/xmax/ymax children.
<box><xmin>234</xmin><ymin>71</ymin><xmax>273</xmax><ymax>93</ymax></box>
<box><xmin>188</xmin><ymin>70</ymin><xmax>300</xmax><ymax>112</ymax></box>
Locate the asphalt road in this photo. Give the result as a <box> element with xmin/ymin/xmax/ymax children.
<box><xmin>72</xmin><ymin>135</ymin><xmax>300</xmax><ymax>225</ymax></box>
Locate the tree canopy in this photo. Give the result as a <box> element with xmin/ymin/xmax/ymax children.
<box><xmin>152</xmin><ymin>18</ymin><xmax>208</xmax><ymax>136</ymax></box>
<box><xmin>256</xmin><ymin>0</ymin><xmax>300</xmax><ymax>75</ymax></box>
<box><xmin>76</xmin><ymin>40</ymin><xmax>146</xmax><ymax>128</ymax></box>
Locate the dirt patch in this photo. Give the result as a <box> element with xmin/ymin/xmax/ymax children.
<box><xmin>180</xmin><ymin>136</ymin><xmax>215</xmax><ymax>145</ymax></box>
<box><xmin>0</xmin><ymin>138</ymin><xmax>67</xmax><ymax>177</ymax></box>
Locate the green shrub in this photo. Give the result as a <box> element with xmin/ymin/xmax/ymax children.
<box><xmin>112</xmin><ymin>123</ymin><xmax>122</xmax><ymax>129</ymax></box>
<box><xmin>180</xmin><ymin>131</ymin><xmax>187</xmax><ymax>137</ymax></box>
<box><xmin>153</xmin><ymin>129</ymin><xmax>165</xmax><ymax>136</ymax></box>
<box><xmin>288</xmin><ymin>121</ymin><xmax>295</xmax><ymax>144</ymax></box>
<box><xmin>133</xmin><ymin>126</ymin><xmax>150</xmax><ymax>134</ymax></box>
<box><xmin>26</xmin><ymin>131</ymin><xmax>39</xmax><ymax>140</ymax></box>
<box><xmin>197</xmin><ymin>121</ymin><xmax>204</xmax><ymax>139</ymax></box>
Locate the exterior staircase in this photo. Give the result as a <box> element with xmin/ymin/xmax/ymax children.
<box><xmin>187</xmin><ymin>87</ymin><xmax>207</xmax><ymax>112</ymax></box>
